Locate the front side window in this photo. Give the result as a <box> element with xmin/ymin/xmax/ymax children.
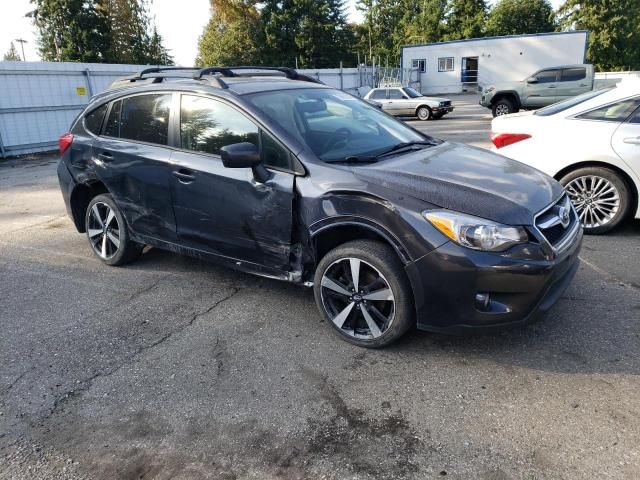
<box><xmin>438</xmin><ymin>57</ymin><xmax>454</xmax><ymax>72</ymax></box>
<box><xmin>412</xmin><ymin>59</ymin><xmax>426</xmax><ymax>73</ymax></box>
<box><xmin>576</xmin><ymin>98</ymin><xmax>640</xmax><ymax>123</ymax></box>
<box><xmin>118</xmin><ymin>94</ymin><xmax>171</xmax><ymax>145</ymax></box>
<box><xmin>369</xmin><ymin>89</ymin><xmax>386</xmax><ymax>100</ymax></box>
<box><xmin>533</xmin><ymin>70</ymin><xmax>558</xmax><ymax>83</ymax></box>
<box><xmin>247</xmin><ymin>88</ymin><xmax>429</xmax><ymax>163</ymax></box>
<box><xmin>180</xmin><ymin>95</ymin><xmax>259</xmax><ymax>155</ymax></box>
<box><xmin>84</xmin><ymin>104</ymin><xmax>107</xmax><ymax>135</ymax></box>
<box><xmin>388</xmin><ymin>89</ymin><xmax>404</xmax><ymax>99</ymax></box>
<box><xmin>561</xmin><ymin>68</ymin><xmax>586</xmax><ymax>82</ymax></box>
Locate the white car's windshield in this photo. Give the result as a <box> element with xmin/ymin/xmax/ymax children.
<box><xmin>535</xmin><ymin>88</ymin><xmax>611</xmax><ymax>117</ymax></box>
<box><xmin>403</xmin><ymin>87</ymin><xmax>423</xmax><ymax>98</ymax></box>
<box><xmin>247</xmin><ymin>88</ymin><xmax>434</xmax><ymax>162</ymax></box>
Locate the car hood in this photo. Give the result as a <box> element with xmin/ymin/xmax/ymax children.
<box><xmin>486</xmin><ymin>81</ymin><xmax>524</xmax><ymax>93</ymax></box>
<box><xmin>353</xmin><ymin>142</ymin><xmax>563</xmax><ymax>225</ymax></box>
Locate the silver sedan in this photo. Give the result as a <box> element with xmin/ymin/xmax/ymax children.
<box><xmin>364</xmin><ymin>87</ymin><xmax>454</xmax><ymax>120</ymax></box>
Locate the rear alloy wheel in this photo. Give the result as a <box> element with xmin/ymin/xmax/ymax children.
<box><xmin>85</xmin><ymin>194</ymin><xmax>141</xmax><ymax>265</ymax></box>
<box><xmin>314</xmin><ymin>240</ymin><xmax>414</xmax><ymax>348</ymax></box>
<box><xmin>417</xmin><ymin>106</ymin><xmax>432</xmax><ymax>121</ymax></box>
<box><xmin>560</xmin><ymin>167</ymin><xmax>631</xmax><ymax>234</ymax></box>
<box><xmin>492</xmin><ymin>99</ymin><xmax>516</xmax><ymax>117</ymax></box>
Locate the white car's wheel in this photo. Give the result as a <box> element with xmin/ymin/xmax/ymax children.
<box><xmin>416</xmin><ymin>106</ymin><xmax>432</xmax><ymax>121</ymax></box>
<box><xmin>560</xmin><ymin>167</ymin><xmax>632</xmax><ymax>234</ymax></box>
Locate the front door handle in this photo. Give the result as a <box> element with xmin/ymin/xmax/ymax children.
<box><xmin>97</xmin><ymin>152</ymin><xmax>113</xmax><ymax>162</ymax></box>
<box><xmin>172</xmin><ymin>168</ymin><xmax>196</xmax><ymax>183</ymax></box>
<box><xmin>623</xmin><ymin>136</ymin><xmax>640</xmax><ymax>145</ymax></box>
<box><xmin>547</xmin><ymin>85</ymin><xmax>557</xmax><ymax>88</ymax></box>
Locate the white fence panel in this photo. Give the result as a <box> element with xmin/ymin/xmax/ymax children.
<box><xmin>0</xmin><ymin>62</ymin><xmax>381</xmax><ymax>158</ymax></box>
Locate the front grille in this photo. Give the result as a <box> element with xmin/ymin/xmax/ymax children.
<box><xmin>534</xmin><ymin>194</ymin><xmax>578</xmax><ymax>251</ymax></box>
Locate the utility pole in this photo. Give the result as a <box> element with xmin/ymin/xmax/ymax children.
<box><xmin>14</xmin><ymin>38</ymin><xmax>27</xmax><ymax>61</ymax></box>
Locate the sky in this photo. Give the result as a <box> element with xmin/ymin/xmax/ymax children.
<box><xmin>1</xmin><ymin>0</ymin><xmax>564</xmax><ymax>66</ymax></box>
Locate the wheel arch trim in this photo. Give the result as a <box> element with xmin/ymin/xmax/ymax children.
<box><xmin>308</xmin><ymin>216</ymin><xmax>412</xmax><ymax>265</ymax></box>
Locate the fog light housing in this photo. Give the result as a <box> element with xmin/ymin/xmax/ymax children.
<box><xmin>475</xmin><ymin>293</ymin><xmax>490</xmax><ymax>311</ymax></box>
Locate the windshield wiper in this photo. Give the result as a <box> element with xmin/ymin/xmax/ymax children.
<box><xmin>325</xmin><ymin>140</ymin><xmax>435</xmax><ymax>165</ymax></box>
<box><xmin>375</xmin><ymin>140</ymin><xmax>434</xmax><ymax>158</ymax></box>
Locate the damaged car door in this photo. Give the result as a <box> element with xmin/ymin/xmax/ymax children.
<box><xmin>169</xmin><ymin>94</ymin><xmax>295</xmax><ymax>271</ymax></box>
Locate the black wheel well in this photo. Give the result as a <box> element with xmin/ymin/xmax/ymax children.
<box><xmin>492</xmin><ymin>92</ymin><xmax>519</xmax><ymax>108</ymax></box>
<box><xmin>554</xmin><ymin>161</ymin><xmax>639</xmax><ymax>215</ymax></box>
<box><xmin>69</xmin><ymin>181</ymin><xmax>109</xmax><ymax>232</ymax></box>
<box><xmin>311</xmin><ymin>223</ymin><xmax>409</xmax><ymax>268</ymax></box>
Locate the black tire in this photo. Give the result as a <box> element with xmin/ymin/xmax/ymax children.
<box><xmin>313</xmin><ymin>240</ymin><xmax>414</xmax><ymax>348</ymax></box>
<box><xmin>559</xmin><ymin>167</ymin><xmax>632</xmax><ymax>234</ymax></box>
<box><xmin>416</xmin><ymin>106</ymin><xmax>432</xmax><ymax>121</ymax></box>
<box><xmin>492</xmin><ymin>98</ymin><xmax>517</xmax><ymax>117</ymax></box>
<box><xmin>85</xmin><ymin>194</ymin><xmax>142</xmax><ymax>266</ymax></box>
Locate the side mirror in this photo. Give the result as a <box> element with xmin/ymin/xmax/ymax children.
<box><xmin>526</xmin><ymin>77</ymin><xmax>538</xmax><ymax>84</ymax></box>
<box><xmin>220</xmin><ymin>142</ymin><xmax>270</xmax><ymax>183</ymax></box>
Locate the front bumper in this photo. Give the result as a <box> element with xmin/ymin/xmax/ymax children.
<box><xmin>479</xmin><ymin>94</ymin><xmax>493</xmax><ymax>108</ymax></box>
<box><xmin>433</xmin><ymin>106</ymin><xmax>454</xmax><ymax>114</ymax></box>
<box><xmin>405</xmin><ymin>228</ymin><xmax>583</xmax><ymax>334</ymax></box>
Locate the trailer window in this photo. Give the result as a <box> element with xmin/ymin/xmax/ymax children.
<box><xmin>412</xmin><ymin>59</ymin><xmax>426</xmax><ymax>73</ymax></box>
<box><xmin>438</xmin><ymin>57</ymin><xmax>454</xmax><ymax>72</ymax></box>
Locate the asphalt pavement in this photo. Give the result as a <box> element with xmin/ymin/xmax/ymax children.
<box><xmin>1</xmin><ymin>96</ymin><xmax>639</xmax><ymax>480</ymax></box>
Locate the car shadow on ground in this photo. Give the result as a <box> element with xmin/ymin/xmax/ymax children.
<box><xmin>131</xmin><ymin>242</ymin><xmax>640</xmax><ymax>378</ymax></box>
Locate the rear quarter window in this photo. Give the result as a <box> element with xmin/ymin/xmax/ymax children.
<box><xmin>369</xmin><ymin>89</ymin><xmax>386</xmax><ymax>100</ymax></box>
<box><xmin>84</xmin><ymin>104</ymin><xmax>107</xmax><ymax>135</ymax></box>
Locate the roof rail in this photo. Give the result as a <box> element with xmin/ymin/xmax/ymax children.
<box><xmin>195</xmin><ymin>66</ymin><xmax>323</xmax><ymax>84</ymax></box>
<box><xmin>108</xmin><ymin>67</ymin><xmax>201</xmax><ymax>90</ymax></box>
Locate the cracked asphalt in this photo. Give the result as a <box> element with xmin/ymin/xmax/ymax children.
<box><xmin>1</xmin><ymin>97</ymin><xmax>640</xmax><ymax>479</ymax></box>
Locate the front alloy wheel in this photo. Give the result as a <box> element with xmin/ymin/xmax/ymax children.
<box><xmin>313</xmin><ymin>240</ymin><xmax>414</xmax><ymax>348</ymax></box>
<box><xmin>320</xmin><ymin>257</ymin><xmax>395</xmax><ymax>340</ymax></box>
<box><xmin>560</xmin><ymin>167</ymin><xmax>631</xmax><ymax>234</ymax></box>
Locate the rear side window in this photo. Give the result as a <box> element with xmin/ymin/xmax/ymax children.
<box><xmin>104</xmin><ymin>100</ymin><xmax>122</xmax><ymax>137</ymax></box>
<box><xmin>389</xmin><ymin>89</ymin><xmax>404</xmax><ymax>99</ymax></box>
<box><xmin>561</xmin><ymin>68</ymin><xmax>586</xmax><ymax>82</ymax></box>
<box><xmin>576</xmin><ymin>98</ymin><xmax>640</xmax><ymax>122</ymax></box>
<box><xmin>84</xmin><ymin>104</ymin><xmax>107</xmax><ymax>135</ymax></box>
<box><xmin>119</xmin><ymin>94</ymin><xmax>171</xmax><ymax>145</ymax></box>
<box><xmin>180</xmin><ymin>95</ymin><xmax>259</xmax><ymax>155</ymax></box>
<box><xmin>534</xmin><ymin>70</ymin><xmax>558</xmax><ymax>83</ymax></box>
<box><xmin>370</xmin><ymin>89</ymin><xmax>386</xmax><ymax>100</ymax></box>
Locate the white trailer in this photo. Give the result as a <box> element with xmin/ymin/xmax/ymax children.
<box><xmin>401</xmin><ymin>31</ymin><xmax>589</xmax><ymax>95</ymax></box>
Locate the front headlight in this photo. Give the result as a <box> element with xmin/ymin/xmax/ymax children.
<box><xmin>439</xmin><ymin>101</ymin><xmax>446</xmax><ymax>107</ymax></box>
<box><xmin>485</xmin><ymin>86</ymin><xmax>495</xmax><ymax>93</ymax></box>
<box><xmin>424</xmin><ymin>210</ymin><xmax>528</xmax><ymax>252</ymax></box>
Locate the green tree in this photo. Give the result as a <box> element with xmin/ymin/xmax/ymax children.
<box><xmin>196</xmin><ymin>0</ymin><xmax>263</xmax><ymax>66</ymax></box>
<box><xmin>147</xmin><ymin>25</ymin><xmax>173</xmax><ymax>65</ymax></box>
<box><xmin>356</xmin><ymin>0</ymin><xmax>404</xmax><ymax>65</ymax></box>
<box><xmin>485</xmin><ymin>0</ymin><xmax>556</xmax><ymax>36</ymax></box>
<box><xmin>557</xmin><ymin>0</ymin><xmax>640</xmax><ymax>71</ymax></box>
<box><xmin>444</xmin><ymin>0</ymin><xmax>488</xmax><ymax>40</ymax></box>
<box><xmin>3</xmin><ymin>42</ymin><xmax>22</xmax><ymax>61</ymax></box>
<box><xmin>29</xmin><ymin>0</ymin><xmax>110</xmax><ymax>61</ymax></box>
<box><xmin>261</xmin><ymin>0</ymin><xmax>353</xmax><ymax>68</ymax></box>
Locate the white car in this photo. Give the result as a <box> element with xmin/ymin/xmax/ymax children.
<box><xmin>491</xmin><ymin>80</ymin><xmax>640</xmax><ymax>234</ymax></box>
<box><xmin>364</xmin><ymin>87</ymin><xmax>454</xmax><ymax>120</ymax></box>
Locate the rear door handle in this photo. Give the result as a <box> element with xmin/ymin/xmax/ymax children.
<box><xmin>172</xmin><ymin>168</ymin><xmax>196</xmax><ymax>183</ymax></box>
<box><xmin>623</xmin><ymin>136</ymin><xmax>640</xmax><ymax>145</ymax></box>
<box><xmin>97</xmin><ymin>152</ymin><xmax>113</xmax><ymax>162</ymax></box>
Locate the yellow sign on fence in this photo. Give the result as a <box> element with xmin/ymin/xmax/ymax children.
<box><xmin>76</xmin><ymin>87</ymin><xmax>87</xmax><ymax>96</ymax></box>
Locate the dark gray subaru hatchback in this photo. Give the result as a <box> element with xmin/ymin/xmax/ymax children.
<box><xmin>57</xmin><ymin>67</ymin><xmax>582</xmax><ymax>347</ymax></box>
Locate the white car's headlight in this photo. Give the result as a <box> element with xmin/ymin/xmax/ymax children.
<box><xmin>424</xmin><ymin>210</ymin><xmax>528</xmax><ymax>252</ymax></box>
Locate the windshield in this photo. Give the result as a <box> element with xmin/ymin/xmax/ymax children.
<box><xmin>535</xmin><ymin>88</ymin><xmax>611</xmax><ymax>117</ymax></box>
<box><xmin>246</xmin><ymin>88</ymin><xmax>431</xmax><ymax>162</ymax></box>
<box><xmin>403</xmin><ymin>87</ymin><xmax>423</xmax><ymax>98</ymax></box>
